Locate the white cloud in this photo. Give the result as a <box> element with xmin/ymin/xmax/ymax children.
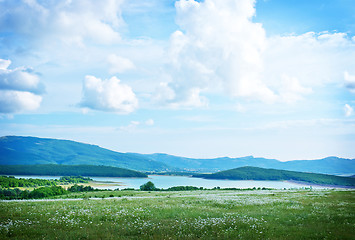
<box><xmin>153</xmin><ymin>81</ymin><xmax>208</xmax><ymax>108</ymax></box>
<box><xmin>0</xmin><ymin>59</ymin><xmax>11</xmax><ymax>70</ymax></box>
<box><xmin>0</xmin><ymin>0</ymin><xmax>125</xmax><ymax>46</ymax></box>
<box><xmin>155</xmin><ymin>0</ymin><xmax>355</xmax><ymax>108</ymax></box>
<box><xmin>0</xmin><ymin>61</ymin><xmax>44</xmax><ymax>94</ymax></box>
<box><xmin>145</xmin><ymin>119</ymin><xmax>154</xmax><ymax>126</ymax></box>
<box><xmin>264</xmin><ymin>32</ymin><xmax>355</xmax><ymax>91</ymax></box>
<box><xmin>344</xmin><ymin>72</ymin><xmax>355</xmax><ymax>93</ymax></box>
<box><xmin>0</xmin><ymin>59</ymin><xmax>43</xmax><ymax>113</ymax></box>
<box><xmin>119</xmin><ymin>121</ymin><xmax>140</xmax><ymax>132</ymax></box>
<box><xmin>107</xmin><ymin>54</ymin><xmax>135</xmax><ymax>74</ymax></box>
<box><xmin>279</xmin><ymin>75</ymin><xmax>312</xmax><ymax>103</ymax></box>
<box><xmin>80</xmin><ymin>75</ymin><xmax>138</xmax><ymax>114</ymax></box>
<box><xmin>0</xmin><ymin>90</ymin><xmax>42</xmax><ymax>113</ymax></box>
<box><xmin>119</xmin><ymin>119</ymin><xmax>154</xmax><ymax>132</ymax></box>
<box><xmin>344</xmin><ymin>104</ymin><xmax>353</xmax><ymax>117</ymax></box>
<box><xmin>156</xmin><ymin>0</ymin><xmax>276</xmax><ymax>107</ymax></box>
<box><xmin>153</xmin><ymin>82</ymin><xmax>176</xmax><ymax>103</ymax></box>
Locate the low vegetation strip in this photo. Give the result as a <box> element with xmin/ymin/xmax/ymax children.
<box><xmin>193</xmin><ymin>166</ymin><xmax>355</xmax><ymax>187</ymax></box>
<box><xmin>0</xmin><ymin>176</ymin><xmax>97</xmax><ymax>200</ymax></box>
<box><xmin>0</xmin><ymin>189</ymin><xmax>354</xmax><ymax>239</ymax></box>
<box><xmin>0</xmin><ymin>179</ymin><xmax>273</xmax><ymax>200</ymax></box>
<box><xmin>0</xmin><ymin>164</ymin><xmax>148</xmax><ymax>178</ymax></box>
<box><xmin>0</xmin><ymin>184</ymin><xmax>98</xmax><ymax>200</ymax></box>
<box><xmin>0</xmin><ymin>176</ymin><xmax>91</xmax><ymax>188</ymax></box>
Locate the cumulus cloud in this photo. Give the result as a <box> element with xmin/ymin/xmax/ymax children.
<box><xmin>155</xmin><ymin>0</ymin><xmax>355</xmax><ymax>108</ymax></box>
<box><xmin>344</xmin><ymin>104</ymin><xmax>353</xmax><ymax>117</ymax></box>
<box><xmin>107</xmin><ymin>54</ymin><xmax>135</xmax><ymax>74</ymax></box>
<box><xmin>0</xmin><ymin>64</ymin><xmax>44</xmax><ymax>94</ymax></box>
<box><xmin>153</xmin><ymin>81</ymin><xmax>208</xmax><ymax>108</ymax></box>
<box><xmin>0</xmin><ymin>90</ymin><xmax>42</xmax><ymax>113</ymax></box>
<box><xmin>80</xmin><ymin>75</ymin><xmax>138</xmax><ymax>114</ymax></box>
<box><xmin>344</xmin><ymin>72</ymin><xmax>355</xmax><ymax>93</ymax></box>
<box><xmin>0</xmin><ymin>59</ymin><xmax>43</xmax><ymax>113</ymax></box>
<box><xmin>156</xmin><ymin>0</ymin><xmax>275</xmax><ymax>107</ymax></box>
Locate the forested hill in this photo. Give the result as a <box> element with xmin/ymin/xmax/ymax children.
<box><xmin>0</xmin><ymin>136</ymin><xmax>170</xmax><ymax>172</ymax></box>
<box><xmin>0</xmin><ymin>164</ymin><xmax>148</xmax><ymax>178</ymax></box>
<box><xmin>193</xmin><ymin>167</ymin><xmax>355</xmax><ymax>187</ymax></box>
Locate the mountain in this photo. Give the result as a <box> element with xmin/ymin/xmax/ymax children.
<box><xmin>1</xmin><ymin>136</ymin><xmax>354</xmax><ymax>175</ymax></box>
<box><xmin>134</xmin><ymin>153</ymin><xmax>281</xmax><ymax>172</ymax></box>
<box><xmin>193</xmin><ymin>166</ymin><xmax>355</xmax><ymax>187</ymax></box>
<box><xmin>0</xmin><ymin>136</ymin><xmax>171</xmax><ymax>172</ymax></box>
<box><xmin>135</xmin><ymin>154</ymin><xmax>355</xmax><ymax>175</ymax></box>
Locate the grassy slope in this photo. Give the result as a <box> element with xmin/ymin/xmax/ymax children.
<box><xmin>194</xmin><ymin>166</ymin><xmax>355</xmax><ymax>187</ymax></box>
<box><xmin>0</xmin><ymin>164</ymin><xmax>148</xmax><ymax>178</ymax></box>
<box><xmin>0</xmin><ymin>190</ymin><xmax>354</xmax><ymax>239</ymax></box>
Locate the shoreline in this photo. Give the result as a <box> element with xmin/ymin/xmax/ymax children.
<box><xmin>285</xmin><ymin>180</ymin><xmax>355</xmax><ymax>189</ymax></box>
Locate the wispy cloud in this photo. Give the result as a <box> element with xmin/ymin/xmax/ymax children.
<box><xmin>107</xmin><ymin>54</ymin><xmax>135</xmax><ymax>74</ymax></box>
<box><xmin>344</xmin><ymin>104</ymin><xmax>354</xmax><ymax>117</ymax></box>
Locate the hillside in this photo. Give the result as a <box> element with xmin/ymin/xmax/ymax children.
<box><xmin>193</xmin><ymin>166</ymin><xmax>355</xmax><ymax>187</ymax></box>
<box><xmin>0</xmin><ymin>164</ymin><xmax>148</xmax><ymax>177</ymax></box>
<box><xmin>1</xmin><ymin>136</ymin><xmax>354</xmax><ymax>175</ymax></box>
<box><xmin>0</xmin><ymin>136</ymin><xmax>170</xmax><ymax>172</ymax></box>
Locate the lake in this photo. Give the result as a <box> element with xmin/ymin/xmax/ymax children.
<box><xmin>13</xmin><ymin>175</ymin><xmax>325</xmax><ymax>189</ymax></box>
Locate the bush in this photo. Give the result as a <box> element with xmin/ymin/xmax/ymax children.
<box><xmin>29</xmin><ymin>186</ymin><xmax>67</xmax><ymax>199</ymax></box>
<box><xmin>67</xmin><ymin>184</ymin><xmax>95</xmax><ymax>192</ymax></box>
<box><xmin>140</xmin><ymin>181</ymin><xmax>158</xmax><ymax>191</ymax></box>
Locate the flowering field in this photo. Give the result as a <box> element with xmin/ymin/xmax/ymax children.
<box><xmin>0</xmin><ymin>189</ymin><xmax>354</xmax><ymax>239</ymax></box>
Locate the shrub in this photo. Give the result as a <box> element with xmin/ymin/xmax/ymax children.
<box><xmin>140</xmin><ymin>181</ymin><xmax>157</xmax><ymax>191</ymax></box>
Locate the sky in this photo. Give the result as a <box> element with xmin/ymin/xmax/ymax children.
<box><xmin>0</xmin><ymin>0</ymin><xmax>355</xmax><ymax>161</ymax></box>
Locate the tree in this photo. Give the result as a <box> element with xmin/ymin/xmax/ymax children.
<box><xmin>140</xmin><ymin>181</ymin><xmax>157</xmax><ymax>191</ymax></box>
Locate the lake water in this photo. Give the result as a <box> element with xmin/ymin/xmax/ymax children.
<box><xmin>13</xmin><ymin>175</ymin><xmax>324</xmax><ymax>190</ymax></box>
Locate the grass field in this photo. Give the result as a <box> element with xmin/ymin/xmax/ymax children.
<box><xmin>0</xmin><ymin>189</ymin><xmax>354</xmax><ymax>239</ymax></box>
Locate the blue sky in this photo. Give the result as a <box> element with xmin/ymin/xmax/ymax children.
<box><xmin>0</xmin><ymin>0</ymin><xmax>354</xmax><ymax>160</ymax></box>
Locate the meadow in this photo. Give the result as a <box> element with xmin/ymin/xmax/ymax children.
<box><xmin>0</xmin><ymin>189</ymin><xmax>354</xmax><ymax>239</ymax></box>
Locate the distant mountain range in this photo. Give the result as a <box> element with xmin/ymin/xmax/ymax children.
<box><xmin>0</xmin><ymin>136</ymin><xmax>354</xmax><ymax>175</ymax></box>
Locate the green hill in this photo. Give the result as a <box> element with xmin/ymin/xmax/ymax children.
<box><xmin>193</xmin><ymin>166</ymin><xmax>355</xmax><ymax>187</ymax></box>
<box><xmin>0</xmin><ymin>136</ymin><xmax>170</xmax><ymax>172</ymax></box>
<box><xmin>0</xmin><ymin>164</ymin><xmax>148</xmax><ymax>178</ymax></box>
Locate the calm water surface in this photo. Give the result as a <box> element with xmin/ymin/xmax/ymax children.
<box><xmin>14</xmin><ymin>175</ymin><xmax>323</xmax><ymax>189</ymax></box>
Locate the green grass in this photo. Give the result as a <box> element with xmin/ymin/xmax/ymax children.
<box><xmin>0</xmin><ymin>189</ymin><xmax>354</xmax><ymax>239</ymax></box>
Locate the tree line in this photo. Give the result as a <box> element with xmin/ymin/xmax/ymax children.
<box><xmin>0</xmin><ymin>176</ymin><xmax>92</xmax><ymax>188</ymax></box>
<box><xmin>0</xmin><ymin>184</ymin><xmax>96</xmax><ymax>200</ymax></box>
<box><xmin>139</xmin><ymin>181</ymin><xmax>274</xmax><ymax>191</ymax></box>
